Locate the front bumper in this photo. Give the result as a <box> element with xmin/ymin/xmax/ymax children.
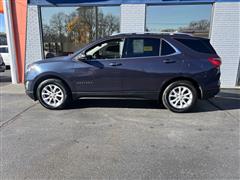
<box><xmin>26</xmin><ymin>90</ymin><xmax>36</xmax><ymax>100</ymax></box>
<box><xmin>25</xmin><ymin>80</ymin><xmax>36</xmax><ymax>100</ymax></box>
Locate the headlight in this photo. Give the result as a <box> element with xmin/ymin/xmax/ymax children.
<box><xmin>25</xmin><ymin>81</ymin><xmax>30</xmax><ymax>90</ymax></box>
<box><xmin>26</xmin><ymin>64</ymin><xmax>39</xmax><ymax>73</ymax></box>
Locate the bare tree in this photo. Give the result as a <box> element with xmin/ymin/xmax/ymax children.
<box><xmin>50</xmin><ymin>12</ymin><xmax>68</xmax><ymax>52</ymax></box>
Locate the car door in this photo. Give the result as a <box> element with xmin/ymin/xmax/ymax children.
<box><xmin>119</xmin><ymin>37</ymin><xmax>183</xmax><ymax>93</ymax></box>
<box><xmin>73</xmin><ymin>38</ymin><xmax>125</xmax><ymax>93</ymax></box>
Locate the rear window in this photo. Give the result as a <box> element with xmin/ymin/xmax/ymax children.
<box><xmin>175</xmin><ymin>38</ymin><xmax>216</xmax><ymax>54</ymax></box>
<box><xmin>0</xmin><ymin>47</ymin><xmax>8</xmax><ymax>53</ymax></box>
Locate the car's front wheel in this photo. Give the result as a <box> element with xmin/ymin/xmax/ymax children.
<box><xmin>162</xmin><ymin>80</ymin><xmax>197</xmax><ymax>113</ymax></box>
<box><xmin>37</xmin><ymin>79</ymin><xmax>69</xmax><ymax>110</ymax></box>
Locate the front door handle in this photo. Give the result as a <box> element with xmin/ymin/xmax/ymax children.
<box><xmin>163</xmin><ymin>59</ymin><xmax>176</xmax><ymax>64</ymax></box>
<box><xmin>109</xmin><ymin>62</ymin><xmax>122</xmax><ymax>67</ymax></box>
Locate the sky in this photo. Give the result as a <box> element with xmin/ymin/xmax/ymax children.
<box><xmin>0</xmin><ymin>14</ymin><xmax>5</xmax><ymax>32</ymax></box>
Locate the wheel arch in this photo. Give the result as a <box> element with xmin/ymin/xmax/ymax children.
<box><xmin>159</xmin><ymin>77</ymin><xmax>203</xmax><ymax>100</ymax></box>
<box><xmin>33</xmin><ymin>74</ymin><xmax>72</xmax><ymax>100</ymax></box>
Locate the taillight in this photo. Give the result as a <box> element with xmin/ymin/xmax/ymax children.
<box><xmin>208</xmin><ymin>57</ymin><xmax>221</xmax><ymax>68</ymax></box>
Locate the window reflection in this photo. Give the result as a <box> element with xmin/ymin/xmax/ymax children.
<box><xmin>146</xmin><ymin>5</ymin><xmax>212</xmax><ymax>38</ymax></box>
<box><xmin>41</xmin><ymin>6</ymin><xmax>120</xmax><ymax>58</ymax></box>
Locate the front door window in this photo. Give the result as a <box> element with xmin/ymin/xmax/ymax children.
<box><xmin>86</xmin><ymin>39</ymin><xmax>124</xmax><ymax>60</ymax></box>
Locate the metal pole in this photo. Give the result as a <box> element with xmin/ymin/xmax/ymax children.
<box><xmin>3</xmin><ymin>0</ymin><xmax>18</xmax><ymax>84</ymax></box>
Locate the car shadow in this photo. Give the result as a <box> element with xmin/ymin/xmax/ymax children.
<box><xmin>65</xmin><ymin>90</ymin><xmax>240</xmax><ymax>113</ymax></box>
<box><xmin>208</xmin><ymin>91</ymin><xmax>240</xmax><ymax>110</ymax></box>
<box><xmin>67</xmin><ymin>99</ymin><xmax>163</xmax><ymax>110</ymax></box>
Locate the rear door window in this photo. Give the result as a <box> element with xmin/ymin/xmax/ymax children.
<box><xmin>175</xmin><ymin>38</ymin><xmax>216</xmax><ymax>54</ymax></box>
<box><xmin>124</xmin><ymin>38</ymin><xmax>160</xmax><ymax>58</ymax></box>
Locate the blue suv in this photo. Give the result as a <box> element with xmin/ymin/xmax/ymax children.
<box><xmin>25</xmin><ymin>33</ymin><xmax>221</xmax><ymax>112</ymax></box>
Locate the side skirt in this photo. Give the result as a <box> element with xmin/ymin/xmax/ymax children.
<box><xmin>72</xmin><ymin>91</ymin><xmax>159</xmax><ymax>101</ymax></box>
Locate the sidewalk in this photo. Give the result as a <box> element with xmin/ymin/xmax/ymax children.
<box><xmin>0</xmin><ymin>84</ymin><xmax>36</xmax><ymax>126</ymax></box>
<box><xmin>0</xmin><ymin>84</ymin><xmax>25</xmax><ymax>94</ymax></box>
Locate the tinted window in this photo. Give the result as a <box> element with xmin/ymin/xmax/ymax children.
<box><xmin>0</xmin><ymin>47</ymin><xmax>8</xmax><ymax>53</ymax></box>
<box><xmin>0</xmin><ymin>34</ymin><xmax>7</xmax><ymax>45</ymax></box>
<box><xmin>201</xmin><ymin>39</ymin><xmax>217</xmax><ymax>54</ymax></box>
<box><xmin>86</xmin><ymin>39</ymin><xmax>124</xmax><ymax>59</ymax></box>
<box><xmin>161</xmin><ymin>40</ymin><xmax>176</xmax><ymax>56</ymax></box>
<box><xmin>175</xmin><ymin>38</ymin><xmax>216</xmax><ymax>54</ymax></box>
<box><xmin>125</xmin><ymin>38</ymin><xmax>160</xmax><ymax>58</ymax></box>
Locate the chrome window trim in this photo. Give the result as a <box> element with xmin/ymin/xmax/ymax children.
<box><xmin>75</xmin><ymin>37</ymin><xmax>181</xmax><ymax>61</ymax></box>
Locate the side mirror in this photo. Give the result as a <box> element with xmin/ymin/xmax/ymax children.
<box><xmin>76</xmin><ymin>53</ymin><xmax>92</xmax><ymax>61</ymax></box>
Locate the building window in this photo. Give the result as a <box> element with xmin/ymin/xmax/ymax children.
<box><xmin>146</xmin><ymin>5</ymin><xmax>212</xmax><ymax>38</ymax></box>
<box><xmin>41</xmin><ymin>6</ymin><xmax>120</xmax><ymax>58</ymax></box>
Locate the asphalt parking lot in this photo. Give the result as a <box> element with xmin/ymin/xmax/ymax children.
<box><xmin>0</xmin><ymin>70</ymin><xmax>240</xmax><ymax>180</ymax></box>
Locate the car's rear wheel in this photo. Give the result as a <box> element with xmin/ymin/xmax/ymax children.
<box><xmin>37</xmin><ymin>79</ymin><xmax>69</xmax><ymax>110</ymax></box>
<box><xmin>162</xmin><ymin>80</ymin><xmax>197</xmax><ymax>113</ymax></box>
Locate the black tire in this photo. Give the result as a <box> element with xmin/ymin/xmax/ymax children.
<box><xmin>36</xmin><ymin>79</ymin><xmax>70</xmax><ymax>110</ymax></box>
<box><xmin>162</xmin><ymin>80</ymin><xmax>197</xmax><ymax>113</ymax></box>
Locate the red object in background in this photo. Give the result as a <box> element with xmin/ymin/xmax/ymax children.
<box><xmin>0</xmin><ymin>0</ymin><xmax>3</xmax><ymax>13</ymax></box>
<box><xmin>11</xmin><ymin>0</ymin><xmax>27</xmax><ymax>83</ymax></box>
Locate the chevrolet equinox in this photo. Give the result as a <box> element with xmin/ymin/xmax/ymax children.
<box><xmin>25</xmin><ymin>33</ymin><xmax>221</xmax><ymax>113</ymax></box>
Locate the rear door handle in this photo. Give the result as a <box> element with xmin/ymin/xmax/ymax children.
<box><xmin>109</xmin><ymin>62</ymin><xmax>122</xmax><ymax>67</ymax></box>
<box><xmin>163</xmin><ymin>59</ymin><xmax>176</xmax><ymax>64</ymax></box>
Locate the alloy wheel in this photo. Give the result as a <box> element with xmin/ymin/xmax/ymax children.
<box><xmin>41</xmin><ymin>84</ymin><xmax>64</xmax><ymax>108</ymax></box>
<box><xmin>168</xmin><ymin>86</ymin><xmax>193</xmax><ymax>109</ymax></box>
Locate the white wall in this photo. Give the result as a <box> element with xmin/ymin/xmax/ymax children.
<box><xmin>120</xmin><ymin>4</ymin><xmax>146</xmax><ymax>33</ymax></box>
<box><xmin>25</xmin><ymin>6</ymin><xmax>43</xmax><ymax>67</ymax></box>
<box><xmin>210</xmin><ymin>2</ymin><xmax>240</xmax><ymax>88</ymax></box>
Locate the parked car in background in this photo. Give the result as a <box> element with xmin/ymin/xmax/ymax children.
<box><xmin>0</xmin><ymin>54</ymin><xmax>6</xmax><ymax>72</ymax></box>
<box><xmin>0</xmin><ymin>45</ymin><xmax>10</xmax><ymax>66</ymax></box>
<box><xmin>25</xmin><ymin>33</ymin><xmax>221</xmax><ymax>113</ymax></box>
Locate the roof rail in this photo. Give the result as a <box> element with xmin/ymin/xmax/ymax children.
<box><xmin>144</xmin><ymin>31</ymin><xmax>192</xmax><ymax>36</ymax></box>
<box><xmin>111</xmin><ymin>31</ymin><xmax>192</xmax><ymax>36</ymax></box>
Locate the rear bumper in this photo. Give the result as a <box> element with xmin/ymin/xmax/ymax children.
<box><xmin>202</xmin><ymin>88</ymin><xmax>220</xmax><ymax>99</ymax></box>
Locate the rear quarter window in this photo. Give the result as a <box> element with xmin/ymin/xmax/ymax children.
<box><xmin>161</xmin><ymin>40</ymin><xmax>176</xmax><ymax>56</ymax></box>
<box><xmin>175</xmin><ymin>38</ymin><xmax>216</xmax><ymax>54</ymax></box>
